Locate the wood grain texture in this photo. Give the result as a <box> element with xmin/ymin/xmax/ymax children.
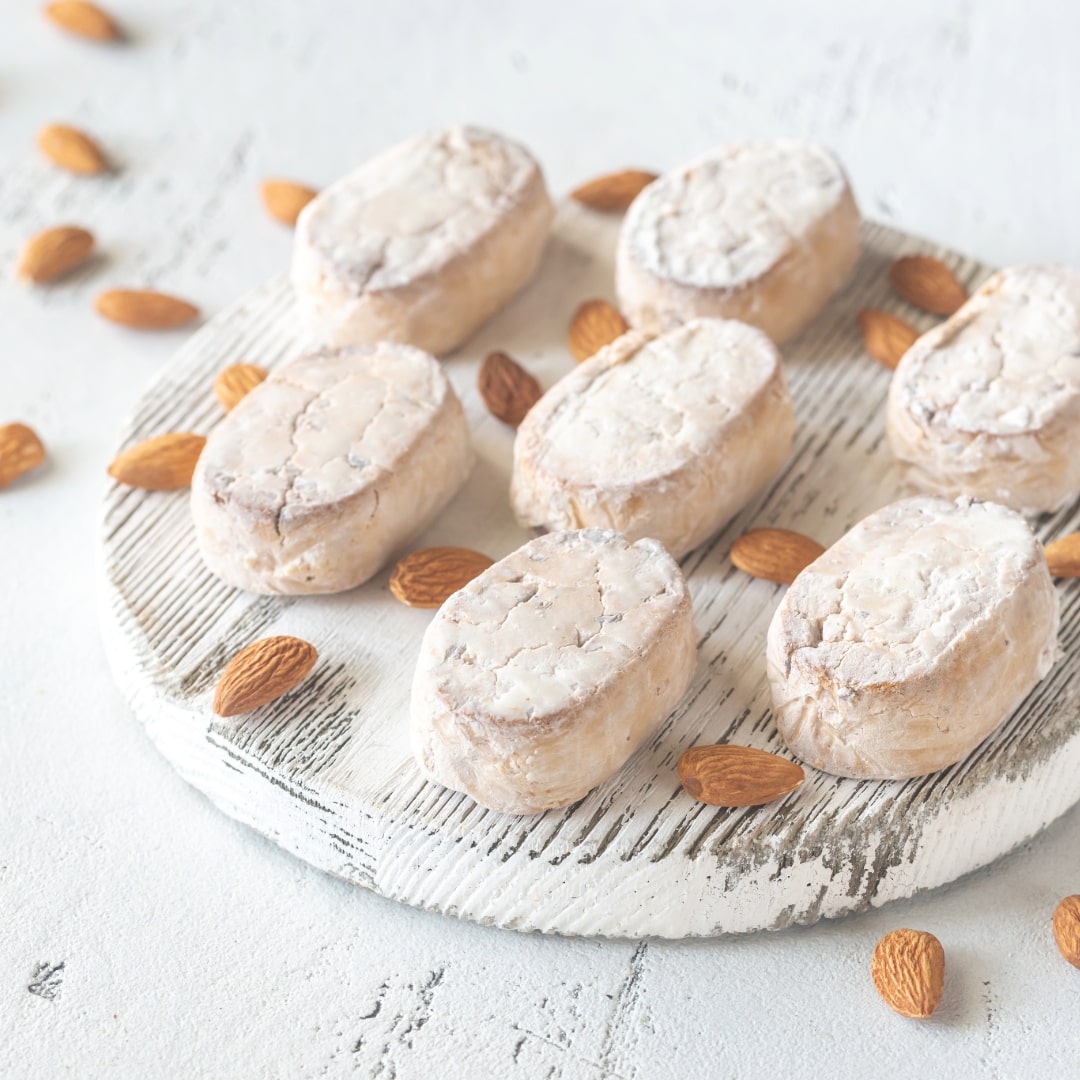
<box><xmin>99</xmin><ymin>207</ymin><xmax>1080</xmax><ymax>937</ymax></box>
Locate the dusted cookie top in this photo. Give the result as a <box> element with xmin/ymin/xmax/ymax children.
<box><xmin>419</xmin><ymin>529</ymin><xmax>690</xmax><ymax>724</ymax></box>
<box><xmin>198</xmin><ymin>343</ymin><xmax>454</xmax><ymax>534</ymax></box>
<box><xmin>888</xmin><ymin>266</ymin><xmax>1080</xmax><ymax>513</ymax></box>
<box><xmin>297</xmin><ymin>126</ymin><xmax>544</xmax><ymax>294</ymax></box>
<box><xmin>621</xmin><ymin>139</ymin><xmax>851</xmax><ymax>291</ymax></box>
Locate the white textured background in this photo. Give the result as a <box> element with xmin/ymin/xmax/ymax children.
<box><xmin>2</xmin><ymin>1</ymin><xmax>1079</xmax><ymax>1076</ymax></box>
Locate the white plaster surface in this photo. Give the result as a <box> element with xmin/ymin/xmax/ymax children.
<box><xmin>2</xmin><ymin>1</ymin><xmax>1080</xmax><ymax>1076</ymax></box>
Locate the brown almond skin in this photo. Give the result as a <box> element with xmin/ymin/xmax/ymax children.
<box><xmin>260</xmin><ymin>179</ymin><xmax>319</xmax><ymax>226</ymax></box>
<box><xmin>389</xmin><ymin>547</ymin><xmax>495</xmax><ymax>609</ymax></box>
<box><xmin>730</xmin><ymin>529</ymin><xmax>825</xmax><ymax>585</ymax></box>
<box><xmin>871</xmin><ymin>929</ymin><xmax>946</xmax><ymax>1018</ymax></box>
<box><xmin>17</xmin><ymin>225</ymin><xmax>95</xmax><ymax>283</ymax></box>
<box><xmin>677</xmin><ymin>745</ymin><xmax>805</xmax><ymax>807</ymax></box>
<box><xmin>214</xmin><ymin>363</ymin><xmax>268</xmax><ymax>411</ymax></box>
<box><xmin>1044</xmin><ymin>534</ymin><xmax>1080</xmax><ymax>578</ymax></box>
<box><xmin>889</xmin><ymin>255</ymin><xmax>968</xmax><ymax>316</ymax></box>
<box><xmin>1053</xmin><ymin>895</ymin><xmax>1080</xmax><ymax>968</ymax></box>
<box><xmin>44</xmin><ymin>1</ymin><xmax>120</xmax><ymax>40</ymax></box>
<box><xmin>37</xmin><ymin>124</ymin><xmax>109</xmax><ymax>175</ymax></box>
<box><xmin>107</xmin><ymin>433</ymin><xmax>206</xmax><ymax>490</ymax></box>
<box><xmin>95</xmin><ymin>289</ymin><xmax>199</xmax><ymax>330</ymax></box>
<box><xmin>213</xmin><ymin>636</ymin><xmax>318</xmax><ymax>717</ymax></box>
<box><xmin>570</xmin><ymin>169</ymin><xmax>658</xmax><ymax>212</ymax></box>
<box><xmin>857</xmin><ymin>308</ymin><xmax>920</xmax><ymax>370</ymax></box>
<box><xmin>477</xmin><ymin>351</ymin><xmax>542</xmax><ymax>427</ymax></box>
<box><xmin>0</xmin><ymin>423</ymin><xmax>47</xmax><ymax>490</ymax></box>
<box><xmin>568</xmin><ymin>299</ymin><xmax>629</xmax><ymax>363</ymax></box>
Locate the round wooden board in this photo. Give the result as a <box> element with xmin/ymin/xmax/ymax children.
<box><xmin>100</xmin><ymin>206</ymin><xmax>1080</xmax><ymax>938</ymax></box>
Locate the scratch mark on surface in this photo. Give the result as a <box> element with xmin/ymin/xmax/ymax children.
<box><xmin>28</xmin><ymin>961</ymin><xmax>65</xmax><ymax>1001</ymax></box>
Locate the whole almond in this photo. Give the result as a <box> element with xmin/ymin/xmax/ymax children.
<box><xmin>214</xmin><ymin>363</ymin><xmax>268</xmax><ymax>411</ymax></box>
<box><xmin>568</xmin><ymin>299</ymin><xmax>629</xmax><ymax>362</ymax></box>
<box><xmin>260</xmin><ymin>179</ymin><xmax>319</xmax><ymax>227</ymax></box>
<box><xmin>730</xmin><ymin>529</ymin><xmax>825</xmax><ymax>585</ymax></box>
<box><xmin>478</xmin><ymin>351</ymin><xmax>542</xmax><ymax>427</ymax></box>
<box><xmin>390</xmin><ymin>547</ymin><xmax>495</xmax><ymax>608</ymax></box>
<box><xmin>1053</xmin><ymin>895</ymin><xmax>1080</xmax><ymax>969</ymax></box>
<box><xmin>1044</xmin><ymin>534</ymin><xmax>1080</xmax><ymax>578</ymax></box>
<box><xmin>44</xmin><ymin>1</ymin><xmax>120</xmax><ymax>40</ymax></box>
<box><xmin>107</xmin><ymin>432</ymin><xmax>206</xmax><ymax>490</ymax></box>
<box><xmin>677</xmin><ymin>745</ymin><xmax>805</xmax><ymax>807</ymax></box>
<box><xmin>37</xmin><ymin>124</ymin><xmax>108</xmax><ymax>175</ymax></box>
<box><xmin>889</xmin><ymin>255</ymin><xmax>968</xmax><ymax>316</ymax></box>
<box><xmin>213</xmin><ymin>636</ymin><xmax>318</xmax><ymax>717</ymax></box>
<box><xmin>17</xmin><ymin>225</ymin><xmax>95</xmax><ymax>284</ymax></box>
<box><xmin>871</xmin><ymin>929</ymin><xmax>946</xmax><ymax>1018</ymax></box>
<box><xmin>857</xmin><ymin>309</ymin><xmax>920</xmax><ymax>370</ymax></box>
<box><xmin>95</xmin><ymin>289</ymin><xmax>199</xmax><ymax>330</ymax></box>
<box><xmin>0</xmin><ymin>423</ymin><xmax>47</xmax><ymax>490</ymax></box>
<box><xmin>570</xmin><ymin>169</ymin><xmax>658</xmax><ymax>212</ymax></box>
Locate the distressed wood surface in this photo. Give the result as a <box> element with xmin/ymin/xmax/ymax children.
<box><xmin>100</xmin><ymin>207</ymin><xmax>1080</xmax><ymax>938</ymax></box>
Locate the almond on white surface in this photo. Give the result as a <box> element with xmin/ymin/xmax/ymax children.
<box><xmin>37</xmin><ymin>123</ymin><xmax>109</xmax><ymax>175</ymax></box>
<box><xmin>0</xmin><ymin>423</ymin><xmax>47</xmax><ymax>490</ymax></box>
<box><xmin>16</xmin><ymin>225</ymin><xmax>95</xmax><ymax>283</ymax></box>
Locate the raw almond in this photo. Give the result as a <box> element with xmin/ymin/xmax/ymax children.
<box><xmin>213</xmin><ymin>636</ymin><xmax>318</xmax><ymax>717</ymax></box>
<box><xmin>107</xmin><ymin>432</ymin><xmax>206</xmax><ymax>490</ymax></box>
<box><xmin>857</xmin><ymin>308</ymin><xmax>920</xmax><ymax>370</ymax></box>
<box><xmin>677</xmin><ymin>745</ymin><xmax>805</xmax><ymax>807</ymax></box>
<box><xmin>871</xmin><ymin>929</ymin><xmax>946</xmax><ymax>1018</ymax></box>
<box><xmin>477</xmin><ymin>351</ymin><xmax>542</xmax><ymax>427</ymax></box>
<box><xmin>730</xmin><ymin>528</ymin><xmax>825</xmax><ymax>585</ymax></box>
<box><xmin>37</xmin><ymin>123</ymin><xmax>109</xmax><ymax>175</ymax></box>
<box><xmin>1043</xmin><ymin>534</ymin><xmax>1080</xmax><ymax>578</ymax></box>
<box><xmin>1053</xmin><ymin>895</ymin><xmax>1080</xmax><ymax>968</ymax></box>
<box><xmin>389</xmin><ymin>547</ymin><xmax>495</xmax><ymax>608</ymax></box>
<box><xmin>16</xmin><ymin>225</ymin><xmax>95</xmax><ymax>283</ymax></box>
<box><xmin>95</xmin><ymin>289</ymin><xmax>199</xmax><ymax>330</ymax></box>
<box><xmin>0</xmin><ymin>423</ymin><xmax>47</xmax><ymax>490</ymax></box>
<box><xmin>570</xmin><ymin>169</ymin><xmax>658</xmax><ymax>212</ymax></box>
<box><xmin>260</xmin><ymin>179</ymin><xmax>319</xmax><ymax>227</ymax></box>
<box><xmin>889</xmin><ymin>255</ymin><xmax>967</xmax><ymax>316</ymax></box>
<box><xmin>214</xmin><ymin>363</ymin><xmax>268</xmax><ymax>411</ymax></box>
<box><xmin>43</xmin><ymin>1</ymin><xmax>120</xmax><ymax>40</ymax></box>
<box><xmin>568</xmin><ymin>299</ymin><xmax>629</xmax><ymax>362</ymax></box>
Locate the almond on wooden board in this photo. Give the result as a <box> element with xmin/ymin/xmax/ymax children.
<box><xmin>95</xmin><ymin>289</ymin><xmax>199</xmax><ymax>330</ymax></box>
<box><xmin>889</xmin><ymin>255</ymin><xmax>967</xmax><ymax>316</ymax></box>
<box><xmin>0</xmin><ymin>423</ymin><xmax>47</xmax><ymax>490</ymax></box>
<box><xmin>260</xmin><ymin>179</ymin><xmax>319</xmax><ymax>227</ymax></box>
<box><xmin>389</xmin><ymin>547</ymin><xmax>494</xmax><ymax>609</ymax></box>
<box><xmin>677</xmin><ymin>745</ymin><xmax>805</xmax><ymax>807</ymax></box>
<box><xmin>43</xmin><ymin>1</ymin><xmax>120</xmax><ymax>40</ymax></box>
<box><xmin>1043</xmin><ymin>534</ymin><xmax>1080</xmax><ymax>578</ymax></box>
<box><xmin>16</xmin><ymin>226</ymin><xmax>95</xmax><ymax>283</ymax></box>
<box><xmin>213</xmin><ymin>636</ymin><xmax>318</xmax><ymax>717</ymax></box>
<box><xmin>477</xmin><ymin>351</ymin><xmax>542</xmax><ymax>427</ymax></box>
<box><xmin>730</xmin><ymin>528</ymin><xmax>825</xmax><ymax>585</ymax></box>
<box><xmin>214</xmin><ymin>363</ymin><xmax>268</xmax><ymax>411</ymax></box>
<box><xmin>871</xmin><ymin>929</ymin><xmax>946</xmax><ymax>1018</ymax></box>
<box><xmin>107</xmin><ymin>432</ymin><xmax>206</xmax><ymax>490</ymax></box>
<box><xmin>568</xmin><ymin>299</ymin><xmax>629</xmax><ymax>362</ymax></box>
<box><xmin>1053</xmin><ymin>895</ymin><xmax>1080</xmax><ymax>968</ymax></box>
<box><xmin>570</xmin><ymin>169</ymin><xmax>658</xmax><ymax>212</ymax></box>
<box><xmin>37</xmin><ymin>124</ymin><xmax>109</xmax><ymax>175</ymax></box>
<box><xmin>857</xmin><ymin>309</ymin><xmax>921</xmax><ymax>370</ymax></box>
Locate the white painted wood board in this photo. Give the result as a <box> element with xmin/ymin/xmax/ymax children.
<box><xmin>99</xmin><ymin>206</ymin><xmax>1080</xmax><ymax>937</ymax></box>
